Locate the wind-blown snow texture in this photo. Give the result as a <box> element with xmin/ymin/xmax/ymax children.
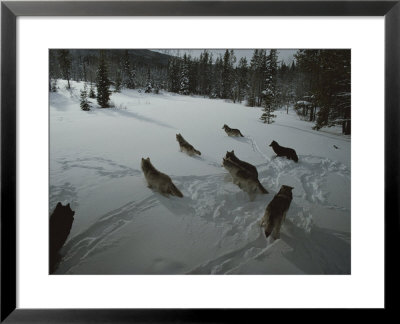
<box><xmin>50</xmin><ymin>80</ymin><xmax>350</xmax><ymax>274</ymax></box>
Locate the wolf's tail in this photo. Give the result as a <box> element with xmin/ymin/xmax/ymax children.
<box><xmin>264</xmin><ymin>220</ymin><xmax>274</xmax><ymax>238</ymax></box>
<box><xmin>169</xmin><ymin>182</ymin><xmax>183</xmax><ymax>198</ymax></box>
<box><xmin>257</xmin><ymin>180</ymin><xmax>269</xmax><ymax>194</ymax></box>
<box><xmin>194</xmin><ymin>149</ymin><xmax>201</xmax><ymax>156</ymax></box>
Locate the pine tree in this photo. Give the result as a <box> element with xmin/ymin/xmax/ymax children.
<box><xmin>122</xmin><ymin>50</ymin><xmax>135</xmax><ymax>89</ymax></box>
<box><xmin>179</xmin><ymin>54</ymin><xmax>190</xmax><ymax>95</ymax></box>
<box><xmin>198</xmin><ymin>50</ymin><xmax>213</xmax><ymax>96</ymax></box>
<box><xmin>114</xmin><ymin>70</ymin><xmax>122</xmax><ymax>93</ymax></box>
<box><xmin>212</xmin><ymin>56</ymin><xmax>223</xmax><ymax>98</ymax></box>
<box><xmin>236</xmin><ymin>57</ymin><xmax>248</xmax><ymax>103</ymax></box>
<box><xmin>89</xmin><ymin>83</ymin><xmax>96</xmax><ymax>98</ymax></box>
<box><xmin>260</xmin><ymin>50</ymin><xmax>278</xmax><ymax>124</ymax></box>
<box><xmin>96</xmin><ymin>51</ymin><xmax>111</xmax><ymax>108</ymax></box>
<box><xmin>57</xmin><ymin>49</ymin><xmax>71</xmax><ymax>89</ymax></box>
<box><xmin>168</xmin><ymin>56</ymin><xmax>181</xmax><ymax>93</ymax></box>
<box><xmin>260</xmin><ymin>107</ymin><xmax>276</xmax><ymax>124</ymax></box>
<box><xmin>222</xmin><ymin>49</ymin><xmax>236</xmax><ymax>100</ymax></box>
<box><xmin>188</xmin><ymin>56</ymin><xmax>199</xmax><ymax>94</ymax></box>
<box><xmin>145</xmin><ymin>68</ymin><xmax>152</xmax><ymax>93</ymax></box>
<box><xmin>248</xmin><ymin>49</ymin><xmax>267</xmax><ymax>107</ymax></box>
<box><xmin>80</xmin><ymin>83</ymin><xmax>91</xmax><ymax>111</ymax></box>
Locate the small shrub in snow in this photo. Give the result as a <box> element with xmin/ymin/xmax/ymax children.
<box><xmin>89</xmin><ymin>85</ymin><xmax>96</xmax><ymax>98</ymax></box>
<box><xmin>80</xmin><ymin>84</ymin><xmax>91</xmax><ymax>111</ymax></box>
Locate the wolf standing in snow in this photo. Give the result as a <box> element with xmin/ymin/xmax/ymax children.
<box><xmin>176</xmin><ymin>133</ymin><xmax>201</xmax><ymax>156</ymax></box>
<box><xmin>269</xmin><ymin>140</ymin><xmax>299</xmax><ymax>162</ymax></box>
<box><xmin>225</xmin><ymin>150</ymin><xmax>258</xmax><ymax>178</ymax></box>
<box><xmin>222</xmin><ymin>124</ymin><xmax>244</xmax><ymax>137</ymax></box>
<box><xmin>141</xmin><ymin>157</ymin><xmax>183</xmax><ymax>198</ymax></box>
<box><xmin>261</xmin><ymin>185</ymin><xmax>293</xmax><ymax>239</ymax></box>
<box><xmin>222</xmin><ymin>157</ymin><xmax>268</xmax><ymax>200</ymax></box>
<box><xmin>49</xmin><ymin>202</ymin><xmax>75</xmax><ymax>273</ymax></box>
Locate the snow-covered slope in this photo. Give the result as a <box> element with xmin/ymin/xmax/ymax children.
<box><xmin>50</xmin><ymin>80</ymin><xmax>350</xmax><ymax>274</ymax></box>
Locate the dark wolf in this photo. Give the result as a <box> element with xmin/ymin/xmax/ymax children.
<box><xmin>269</xmin><ymin>140</ymin><xmax>299</xmax><ymax>162</ymax></box>
<box><xmin>176</xmin><ymin>133</ymin><xmax>201</xmax><ymax>156</ymax></box>
<box><xmin>261</xmin><ymin>185</ymin><xmax>293</xmax><ymax>239</ymax></box>
<box><xmin>141</xmin><ymin>157</ymin><xmax>183</xmax><ymax>198</ymax></box>
<box><xmin>222</xmin><ymin>124</ymin><xmax>244</xmax><ymax>137</ymax></box>
<box><xmin>49</xmin><ymin>202</ymin><xmax>75</xmax><ymax>273</ymax></box>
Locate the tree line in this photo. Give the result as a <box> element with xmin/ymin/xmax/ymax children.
<box><xmin>50</xmin><ymin>49</ymin><xmax>350</xmax><ymax>134</ymax></box>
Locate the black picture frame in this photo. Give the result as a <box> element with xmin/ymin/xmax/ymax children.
<box><xmin>1</xmin><ymin>0</ymin><xmax>398</xmax><ymax>322</ymax></box>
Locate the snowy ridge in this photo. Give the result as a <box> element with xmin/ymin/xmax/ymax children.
<box><xmin>51</xmin><ymin>80</ymin><xmax>350</xmax><ymax>274</ymax></box>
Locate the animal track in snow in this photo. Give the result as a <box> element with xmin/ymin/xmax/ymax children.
<box><xmin>57</xmin><ymin>156</ymin><xmax>141</xmax><ymax>179</ymax></box>
<box><xmin>56</xmin><ymin>196</ymin><xmax>158</xmax><ymax>273</ymax></box>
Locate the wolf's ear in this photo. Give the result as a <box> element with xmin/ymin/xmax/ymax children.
<box><xmin>146</xmin><ymin>157</ymin><xmax>150</xmax><ymax>161</ymax></box>
<box><xmin>56</xmin><ymin>202</ymin><xmax>62</xmax><ymax>207</ymax></box>
<box><xmin>67</xmin><ymin>203</ymin><xmax>70</xmax><ymax>208</ymax></box>
<box><xmin>231</xmin><ymin>150</ymin><xmax>234</xmax><ymax>154</ymax></box>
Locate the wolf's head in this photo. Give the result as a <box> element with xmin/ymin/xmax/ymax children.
<box><xmin>222</xmin><ymin>124</ymin><xmax>228</xmax><ymax>130</ymax></box>
<box><xmin>176</xmin><ymin>133</ymin><xmax>182</xmax><ymax>141</ymax></box>
<box><xmin>269</xmin><ymin>140</ymin><xmax>278</xmax><ymax>147</ymax></box>
<box><xmin>225</xmin><ymin>150</ymin><xmax>236</xmax><ymax>160</ymax></box>
<box><xmin>141</xmin><ymin>157</ymin><xmax>151</xmax><ymax>169</ymax></box>
<box><xmin>278</xmin><ymin>185</ymin><xmax>294</xmax><ymax>196</ymax></box>
<box><xmin>53</xmin><ymin>202</ymin><xmax>75</xmax><ymax>218</ymax></box>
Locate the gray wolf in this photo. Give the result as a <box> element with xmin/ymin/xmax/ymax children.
<box><xmin>269</xmin><ymin>140</ymin><xmax>299</xmax><ymax>162</ymax></box>
<box><xmin>222</xmin><ymin>157</ymin><xmax>268</xmax><ymax>199</ymax></box>
<box><xmin>222</xmin><ymin>124</ymin><xmax>244</xmax><ymax>137</ymax></box>
<box><xmin>225</xmin><ymin>150</ymin><xmax>258</xmax><ymax>178</ymax></box>
<box><xmin>141</xmin><ymin>157</ymin><xmax>183</xmax><ymax>198</ymax></box>
<box><xmin>50</xmin><ymin>202</ymin><xmax>75</xmax><ymax>273</ymax></box>
<box><xmin>261</xmin><ymin>185</ymin><xmax>293</xmax><ymax>239</ymax></box>
<box><xmin>176</xmin><ymin>133</ymin><xmax>201</xmax><ymax>156</ymax></box>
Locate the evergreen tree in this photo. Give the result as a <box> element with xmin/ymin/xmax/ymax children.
<box><xmin>263</xmin><ymin>49</ymin><xmax>278</xmax><ymax>109</ymax></box>
<box><xmin>96</xmin><ymin>51</ymin><xmax>111</xmax><ymax>108</ymax></box>
<box><xmin>260</xmin><ymin>107</ymin><xmax>276</xmax><ymax>124</ymax></box>
<box><xmin>89</xmin><ymin>83</ymin><xmax>96</xmax><ymax>98</ymax></box>
<box><xmin>145</xmin><ymin>68</ymin><xmax>153</xmax><ymax>93</ymax></box>
<box><xmin>236</xmin><ymin>57</ymin><xmax>248</xmax><ymax>103</ymax></box>
<box><xmin>114</xmin><ymin>70</ymin><xmax>122</xmax><ymax>93</ymax></box>
<box><xmin>259</xmin><ymin>50</ymin><xmax>278</xmax><ymax>124</ymax></box>
<box><xmin>212</xmin><ymin>56</ymin><xmax>223</xmax><ymax>98</ymax></box>
<box><xmin>222</xmin><ymin>49</ymin><xmax>236</xmax><ymax>100</ymax></box>
<box><xmin>80</xmin><ymin>83</ymin><xmax>91</xmax><ymax>111</ymax></box>
<box><xmin>188</xmin><ymin>56</ymin><xmax>199</xmax><ymax>94</ymax></box>
<box><xmin>198</xmin><ymin>50</ymin><xmax>213</xmax><ymax>96</ymax></box>
<box><xmin>57</xmin><ymin>49</ymin><xmax>72</xmax><ymax>89</ymax></box>
<box><xmin>248</xmin><ymin>49</ymin><xmax>267</xmax><ymax>107</ymax></box>
<box><xmin>122</xmin><ymin>50</ymin><xmax>135</xmax><ymax>89</ymax></box>
<box><xmin>168</xmin><ymin>56</ymin><xmax>181</xmax><ymax>93</ymax></box>
<box><xmin>179</xmin><ymin>54</ymin><xmax>190</xmax><ymax>95</ymax></box>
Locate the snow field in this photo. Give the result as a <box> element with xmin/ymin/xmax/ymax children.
<box><xmin>50</xmin><ymin>80</ymin><xmax>350</xmax><ymax>274</ymax></box>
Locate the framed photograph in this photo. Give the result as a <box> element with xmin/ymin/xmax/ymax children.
<box><xmin>1</xmin><ymin>0</ymin><xmax>398</xmax><ymax>321</ymax></box>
